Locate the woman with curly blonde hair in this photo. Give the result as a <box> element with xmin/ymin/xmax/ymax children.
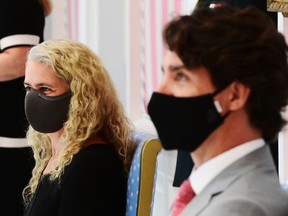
<box><xmin>22</xmin><ymin>39</ymin><xmax>134</xmax><ymax>216</ymax></box>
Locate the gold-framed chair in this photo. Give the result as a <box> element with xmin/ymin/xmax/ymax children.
<box><xmin>126</xmin><ymin>132</ymin><xmax>162</xmax><ymax>216</ymax></box>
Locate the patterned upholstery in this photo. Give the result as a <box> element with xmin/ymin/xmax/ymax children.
<box><xmin>126</xmin><ymin>132</ymin><xmax>162</xmax><ymax>216</ymax></box>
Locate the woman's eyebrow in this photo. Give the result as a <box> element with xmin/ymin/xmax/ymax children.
<box><xmin>23</xmin><ymin>82</ymin><xmax>50</xmax><ymax>87</ymax></box>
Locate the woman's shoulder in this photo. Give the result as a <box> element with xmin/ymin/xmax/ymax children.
<box><xmin>68</xmin><ymin>144</ymin><xmax>123</xmax><ymax>171</ymax></box>
<box><xmin>76</xmin><ymin>144</ymin><xmax>118</xmax><ymax>159</ymax></box>
<box><xmin>61</xmin><ymin>144</ymin><xmax>125</xmax><ymax>184</ymax></box>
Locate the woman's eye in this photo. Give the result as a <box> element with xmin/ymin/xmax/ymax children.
<box><xmin>24</xmin><ymin>86</ymin><xmax>32</xmax><ymax>92</ymax></box>
<box><xmin>24</xmin><ymin>86</ymin><xmax>53</xmax><ymax>95</ymax></box>
<box><xmin>38</xmin><ymin>87</ymin><xmax>53</xmax><ymax>94</ymax></box>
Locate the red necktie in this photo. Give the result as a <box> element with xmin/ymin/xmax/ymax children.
<box><xmin>171</xmin><ymin>179</ymin><xmax>195</xmax><ymax>216</ymax></box>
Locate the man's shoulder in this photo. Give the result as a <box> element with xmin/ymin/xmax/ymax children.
<box><xmin>182</xmin><ymin>147</ymin><xmax>288</xmax><ymax>216</ymax></box>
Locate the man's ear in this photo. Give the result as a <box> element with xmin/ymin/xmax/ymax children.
<box><xmin>228</xmin><ymin>81</ymin><xmax>250</xmax><ymax>111</ymax></box>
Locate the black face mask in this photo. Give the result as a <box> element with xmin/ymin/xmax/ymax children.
<box><xmin>25</xmin><ymin>89</ymin><xmax>72</xmax><ymax>133</ymax></box>
<box><xmin>147</xmin><ymin>91</ymin><xmax>227</xmax><ymax>152</ymax></box>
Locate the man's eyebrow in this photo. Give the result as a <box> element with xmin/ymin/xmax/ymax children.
<box><xmin>169</xmin><ymin>65</ymin><xmax>185</xmax><ymax>71</ymax></box>
<box><xmin>161</xmin><ymin>64</ymin><xmax>185</xmax><ymax>72</ymax></box>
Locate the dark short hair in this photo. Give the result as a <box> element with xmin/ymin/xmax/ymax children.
<box><xmin>163</xmin><ymin>5</ymin><xmax>288</xmax><ymax>142</ymax></box>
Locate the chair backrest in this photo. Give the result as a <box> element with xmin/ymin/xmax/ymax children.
<box><xmin>126</xmin><ymin>132</ymin><xmax>162</xmax><ymax>216</ymax></box>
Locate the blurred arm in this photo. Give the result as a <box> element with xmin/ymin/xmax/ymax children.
<box><xmin>0</xmin><ymin>46</ymin><xmax>31</xmax><ymax>81</ymax></box>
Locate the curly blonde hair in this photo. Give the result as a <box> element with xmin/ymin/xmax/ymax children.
<box><xmin>23</xmin><ymin>39</ymin><xmax>134</xmax><ymax>205</ymax></box>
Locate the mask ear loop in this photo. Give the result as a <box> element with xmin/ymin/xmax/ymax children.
<box><xmin>212</xmin><ymin>83</ymin><xmax>232</xmax><ymax>118</ymax></box>
<box><xmin>214</xmin><ymin>100</ymin><xmax>222</xmax><ymax>113</ymax></box>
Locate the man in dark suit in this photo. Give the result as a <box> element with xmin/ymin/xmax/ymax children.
<box><xmin>148</xmin><ymin>4</ymin><xmax>288</xmax><ymax>216</ymax></box>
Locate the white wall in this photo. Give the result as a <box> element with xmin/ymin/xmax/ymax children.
<box><xmin>45</xmin><ymin>0</ymin><xmax>130</xmax><ymax>118</ymax></box>
<box><xmin>278</xmin><ymin>14</ymin><xmax>288</xmax><ymax>185</ymax></box>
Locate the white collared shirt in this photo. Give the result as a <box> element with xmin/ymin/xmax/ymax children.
<box><xmin>189</xmin><ymin>139</ymin><xmax>265</xmax><ymax>194</ymax></box>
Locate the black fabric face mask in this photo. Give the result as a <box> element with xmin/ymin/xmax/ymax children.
<box><xmin>25</xmin><ymin>89</ymin><xmax>72</xmax><ymax>133</ymax></box>
<box><xmin>147</xmin><ymin>91</ymin><xmax>226</xmax><ymax>152</ymax></box>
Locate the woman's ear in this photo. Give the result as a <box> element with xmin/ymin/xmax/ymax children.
<box><xmin>228</xmin><ymin>81</ymin><xmax>250</xmax><ymax>111</ymax></box>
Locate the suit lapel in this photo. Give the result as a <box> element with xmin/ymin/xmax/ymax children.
<box><xmin>180</xmin><ymin>145</ymin><xmax>275</xmax><ymax>215</ymax></box>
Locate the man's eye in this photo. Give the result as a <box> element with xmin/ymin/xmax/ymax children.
<box><xmin>175</xmin><ymin>72</ymin><xmax>187</xmax><ymax>81</ymax></box>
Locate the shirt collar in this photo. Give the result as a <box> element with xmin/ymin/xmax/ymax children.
<box><xmin>189</xmin><ymin>138</ymin><xmax>265</xmax><ymax>194</ymax></box>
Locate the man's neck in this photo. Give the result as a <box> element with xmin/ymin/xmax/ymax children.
<box><xmin>191</xmin><ymin>110</ymin><xmax>261</xmax><ymax>168</ymax></box>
